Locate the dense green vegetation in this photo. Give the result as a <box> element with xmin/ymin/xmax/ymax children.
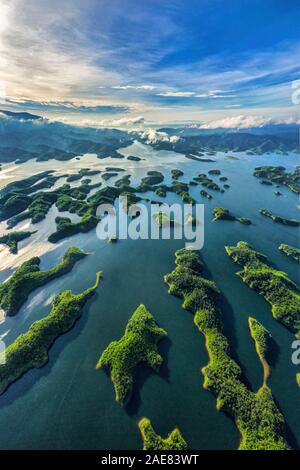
<box><xmin>48</xmin><ymin>212</ymin><xmax>99</xmax><ymax>243</ymax></box>
<box><xmin>141</xmin><ymin>171</ymin><xmax>164</xmax><ymax>186</ymax></box>
<box><xmin>127</xmin><ymin>155</ymin><xmax>141</xmax><ymax>161</ymax></box>
<box><xmin>114</xmin><ymin>175</ymin><xmax>131</xmax><ymax>188</ymax></box>
<box><xmin>0</xmin><ymin>272</ymin><xmax>101</xmax><ymax>395</ymax></box>
<box><xmin>260</xmin><ymin>209</ymin><xmax>299</xmax><ymax>226</ymax></box>
<box><xmin>0</xmin><ymin>247</ymin><xmax>87</xmax><ymax>316</ymax></box>
<box><xmin>0</xmin><ymin>171</ymin><xmax>55</xmax><ymax>197</ymax></box>
<box><xmin>212</xmin><ymin>207</ymin><xmax>251</xmax><ymax>225</ymax></box>
<box><xmin>200</xmin><ymin>189</ymin><xmax>212</xmax><ymax>199</ymax></box>
<box><xmin>96</xmin><ymin>304</ymin><xmax>167</xmax><ymax>405</ymax></box>
<box><xmin>226</xmin><ymin>241</ymin><xmax>300</xmax><ymax>337</ymax></box>
<box><xmin>138</xmin><ymin>418</ymin><xmax>188</xmax><ymax>450</ymax></box>
<box><xmin>253</xmin><ymin>166</ymin><xmax>300</xmax><ymax>194</ymax></box>
<box><xmin>248</xmin><ymin>317</ymin><xmax>272</xmax><ymax>384</ymax></box>
<box><xmin>194</xmin><ymin>174</ymin><xmax>224</xmax><ymax>192</ymax></box>
<box><xmin>171</xmin><ymin>169</ymin><xmax>184</xmax><ymax>179</ymax></box>
<box><xmin>102</xmin><ymin>172</ymin><xmax>118</xmax><ymax>181</ymax></box>
<box><xmin>278</xmin><ymin>243</ymin><xmax>300</xmax><ymax>262</ymax></box>
<box><xmin>0</xmin><ymin>230</ymin><xmax>34</xmax><ymax>254</ymax></box>
<box><xmin>164</xmin><ymin>248</ymin><xmax>290</xmax><ymax>450</ymax></box>
<box><xmin>208</xmin><ymin>169</ymin><xmax>221</xmax><ymax>175</ymax></box>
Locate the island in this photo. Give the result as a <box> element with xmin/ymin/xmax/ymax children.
<box><xmin>164</xmin><ymin>248</ymin><xmax>290</xmax><ymax>450</ymax></box>
<box><xmin>253</xmin><ymin>165</ymin><xmax>300</xmax><ymax>194</ymax></box>
<box><xmin>208</xmin><ymin>169</ymin><xmax>221</xmax><ymax>175</ymax></box>
<box><xmin>127</xmin><ymin>155</ymin><xmax>142</xmax><ymax>161</ymax></box>
<box><xmin>260</xmin><ymin>209</ymin><xmax>299</xmax><ymax>226</ymax></box>
<box><xmin>0</xmin><ymin>271</ymin><xmax>101</xmax><ymax>395</ymax></box>
<box><xmin>141</xmin><ymin>171</ymin><xmax>164</xmax><ymax>186</ymax></box>
<box><xmin>226</xmin><ymin>241</ymin><xmax>300</xmax><ymax>337</ymax></box>
<box><xmin>200</xmin><ymin>190</ymin><xmax>212</xmax><ymax>199</ymax></box>
<box><xmin>138</xmin><ymin>418</ymin><xmax>188</xmax><ymax>450</ymax></box>
<box><xmin>248</xmin><ymin>317</ymin><xmax>272</xmax><ymax>384</ymax></box>
<box><xmin>194</xmin><ymin>174</ymin><xmax>223</xmax><ymax>192</ymax></box>
<box><xmin>0</xmin><ymin>246</ymin><xmax>87</xmax><ymax>316</ymax></box>
<box><xmin>171</xmin><ymin>169</ymin><xmax>184</xmax><ymax>179</ymax></box>
<box><xmin>0</xmin><ymin>231</ymin><xmax>34</xmax><ymax>254</ymax></box>
<box><xmin>96</xmin><ymin>304</ymin><xmax>167</xmax><ymax>406</ymax></box>
<box><xmin>212</xmin><ymin>207</ymin><xmax>251</xmax><ymax>225</ymax></box>
<box><xmin>278</xmin><ymin>243</ymin><xmax>300</xmax><ymax>262</ymax></box>
<box><xmin>48</xmin><ymin>212</ymin><xmax>100</xmax><ymax>243</ymax></box>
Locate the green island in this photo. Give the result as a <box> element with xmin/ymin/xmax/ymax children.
<box><xmin>253</xmin><ymin>165</ymin><xmax>300</xmax><ymax>194</ymax></box>
<box><xmin>0</xmin><ymin>246</ymin><xmax>87</xmax><ymax>316</ymax></box>
<box><xmin>164</xmin><ymin>248</ymin><xmax>290</xmax><ymax>450</ymax></box>
<box><xmin>153</xmin><ymin>211</ymin><xmax>176</xmax><ymax>227</ymax></box>
<box><xmin>96</xmin><ymin>304</ymin><xmax>167</xmax><ymax>406</ymax></box>
<box><xmin>225</xmin><ymin>241</ymin><xmax>300</xmax><ymax>337</ymax></box>
<box><xmin>127</xmin><ymin>155</ymin><xmax>142</xmax><ymax>161</ymax></box>
<box><xmin>278</xmin><ymin>243</ymin><xmax>300</xmax><ymax>262</ymax></box>
<box><xmin>259</xmin><ymin>209</ymin><xmax>299</xmax><ymax>226</ymax></box>
<box><xmin>200</xmin><ymin>189</ymin><xmax>212</xmax><ymax>199</ymax></box>
<box><xmin>208</xmin><ymin>169</ymin><xmax>221</xmax><ymax>175</ymax></box>
<box><xmin>171</xmin><ymin>169</ymin><xmax>184</xmax><ymax>179</ymax></box>
<box><xmin>138</xmin><ymin>418</ymin><xmax>188</xmax><ymax>450</ymax></box>
<box><xmin>102</xmin><ymin>172</ymin><xmax>118</xmax><ymax>181</ymax></box>
<box><xmin>141</xmin><ymin>171</ymin><xmax>164</xmax><ymax>186</ymax></box>
<box><xmin>248</xmin><ymin>317</ymin><xmax>272</xmax><ymax>385</ymax></box>
<box><xmin>297</xmin><ymin>373</ymin><xmax>300</xmax><ymax>388</ymax></box>
<box><xmin>212</xmin><ymin>207</ymin><xmax>251</xmax><ymax>225</ymax></box>
<box><xmin>0</xmin><ymin>271</ymin><xmax>101</xmax><ymax>395</ymax></box>
<box><xmin>194</xmin><ymin>174</ymin><xmax>224</xmax><ymax>192</ymax></box>
<box><xmin>48</xmin><ymin>212</ymin><xmax>100</xmax><ymax>243</ymax></box>
<box><xmin>0</xmin><ymin>230</ymin><xmax>34</xmax><ymax>254</ymax></box>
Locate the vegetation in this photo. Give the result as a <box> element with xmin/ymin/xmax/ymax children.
<box><xmin>102</xmin><ymin>172</ymin><xmax>118</xmax><ymax>181</ymax></box>
<box><xmin>164</xmin><ymin>248</ymin><xmax>290</xmax><ymax>450</ymax></box>
<box><xmin>96</xmin><ymin>304</ymin><xmax>167</xmax><ymax>405</ymax></box>
<box><xmin>208</xmin><ymin>169</ymin><xmax>221</xmax><ymax>175</ymax></box>
<box><xmin>0</xmin><ymin>246</ymin><xmax>87</xmax><ymax>316</ymax></box>
<box><xmin>0</xmin><ymin>272</ymin><xmax>101</xmax><ymax>395</ymax></box>
<box><xmin>248</xmin><ymin>317</ymin><xmax>272</xmax><ymax>384</ymax></box>
<box><xmin>141</xmin><ymin>172</ymin><xmax>164</xmax><ymax>186</ymax></box>
<box><xmin>260</xmin><ymin>209</ymin><xmax>299</xmax><ymax>226</ymax></box>
<box><xmin>0</xmin><ymin>230</ymin><xmax>34</xmax><ymax>254</ymax></box>
<box><xmin>200</xmin><ymin>189</ymin><xmax>212</xmax><ymax>199</ymax></box>
<box><xmin>48</xmin><ymin>212</ymin><xmax>99</xmax><ymax>243</ymax></box>
<box><xmin>194</xmin><ymin>174</ymin><xmax>224</xmax><ymax>192</ymax></box>
<box><xmin>171</xmin><ymin>169</ymin><xmax>184</xmax><ymax>179</ymax></box>
<box><xmin>278</xmin><ymin>243</ymin><xmax>300</xmax><ymax>262</ymax></box>
<box><xmin>226</xmin><ymin>241</ymin><xmax>300</xmax><ymax>337</ymax></box>
<box><xmin>212</xmin><ymin>207</ymin><xmax>251</xmax><ymax>225</ymax></box>
<box><xmin>253</xmin><ymin>166</ymin><xmax>300</xmax><ymax>194</ymax></box>
<box><xmin>138</xmin><ymin>418</ymin><xmax>188</xmax><ymax>450</ymax></box>
<box><xmin>127</xmin><ymin>155</ymin><xmax>141</xmax><ymax>161</ymax></box>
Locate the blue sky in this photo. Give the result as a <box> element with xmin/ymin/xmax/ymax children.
<box><xmin>0</xmin><ymin>0</ymin><xmax>299</xmax><ymax>126</ymax></box>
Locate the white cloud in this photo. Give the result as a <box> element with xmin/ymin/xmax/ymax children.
<box><xmin>199</xmin><ymin>115</ymin><xmax>300</xmax><ymax>129</ymax></box>
<box><xmin>49</xmin><ymin>115</ymin><xmax>145</xmax><ymax>128</ymax></box>
<box><xmin>140</xmin><ymin>128</ymin><xmax>180</xmax><ymax>144</ymax></box>
<box><xmin>157</xmin><ymin>91</ymin><xmax>196</xmax><ymax>97</ymax></box>
<box><xmin>112</xmin><ymin>85</ymin><xmax>155</xmax><ymax>90</ymax></box>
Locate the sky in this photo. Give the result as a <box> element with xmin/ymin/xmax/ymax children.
<box><xmin>0</xmin><ymin>0</ymin><xmax>299</xmax><ymax>127</ymax></box>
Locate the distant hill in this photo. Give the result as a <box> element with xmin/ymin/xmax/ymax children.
<box><xmin>0</xmin><ymin>109</ymin><xmax>42</xmax><ymax>121</ymax></box>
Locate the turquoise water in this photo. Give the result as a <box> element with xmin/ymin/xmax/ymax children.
<box><xmin>0</xmin><ymin>144</ymin><xmax>299</xmax><ymax>449</ymax></box>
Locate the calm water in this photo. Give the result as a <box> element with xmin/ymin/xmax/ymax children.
<box><xmin>0</xmin><ymin>143</ymin><xmax>299</xmax><ymax>449</ymax></box>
